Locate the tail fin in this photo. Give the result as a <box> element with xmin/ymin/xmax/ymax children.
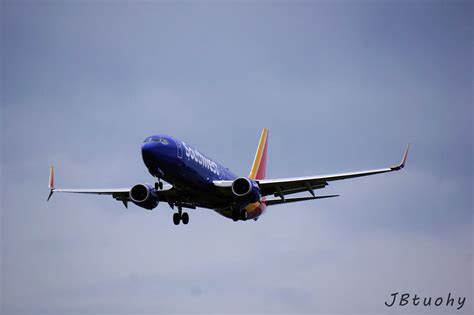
<box><xmin>249</xmin><ymin>128</ymin><xmax>268</xmax><ymax>180</ymax></box>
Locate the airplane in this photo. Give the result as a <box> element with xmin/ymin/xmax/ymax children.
<box><xmin>48</xmin><ymin>128</ymin><xmax>409</xmax><ymax>225</ymax></box>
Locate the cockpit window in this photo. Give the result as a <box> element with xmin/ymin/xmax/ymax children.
<box><xmin>144</xmin><ymin>137</ymin><xmax>169</xmax><ymax>145</ymax></box>
<box><xmin>156</xmin><ymin>138</ymin><xmax>169</xmax><ymax>145</ymax></box>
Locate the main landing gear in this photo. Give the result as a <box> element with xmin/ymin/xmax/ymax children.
<box><xmin>231</xmin><ymin>209</ymin><xmax>247</xmax><ymax>222</ymax></box>
<box><xmin>173</xmin><ymin>206</ymin><xmax>189</xmax><ymax>225</ymax></box>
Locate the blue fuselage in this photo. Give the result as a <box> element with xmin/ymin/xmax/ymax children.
<box><xmin>141</xmin><ymin>134</ymin><xmax>239</xmax><ymax>210</ymax></box>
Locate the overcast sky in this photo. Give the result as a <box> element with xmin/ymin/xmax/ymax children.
<box><xmin>1</xmin><ymin>1</ymin><xmax>472</xmax><ymax>314</ymax></box>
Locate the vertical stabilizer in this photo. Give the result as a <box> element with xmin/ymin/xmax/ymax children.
<box><xmin>249</xmin><ymin>128</ymin><xmax>268</xmax><ymax>180</ymax></box>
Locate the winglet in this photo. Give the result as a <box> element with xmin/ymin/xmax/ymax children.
<box><xmin>47</xmin><ymin>165</ymin><xmax>55</xmax><ymax>201</ymax></box>
<box><xmin>391</xmin><ymin>144</ymin><xmax>410</xmax><ymax>170</ymax></box>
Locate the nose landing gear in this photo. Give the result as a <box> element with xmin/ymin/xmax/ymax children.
<box><xmin>153</xmin><ymin>168</ymin><xmax>165</xmax><ymax>190</ymax></box>
<box><xmin>154</xmin><ymin>180</ymin><xmax>163</xmax><ymax>190</ymax></box>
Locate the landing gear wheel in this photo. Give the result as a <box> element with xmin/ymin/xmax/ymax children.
<box><xmin>181</xmin><ymin>212</ymin><xmax>189</xmax><ymax>225</ymax></box>
<box><xmin>231</xmin><ymin>209</ymin><xmax>240</xmax><ymax>222</ymax></box>
<box><xmin>155</xmin><ymin>181</ymin><xmax>164</xmax><ymax>190</ymax></box>
<box><xmin>173</xmin><ymin>213</ymin><xmax>180</xmax><ymax>225</ymax></box>
<box><xmin>240</xmin><ymin>210</ymin><xmax>248</xmax><ymax>221</ymax></box>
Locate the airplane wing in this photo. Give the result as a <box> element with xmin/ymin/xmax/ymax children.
<box><xmin>214</xmin><ymin>144</ymin><xmax>409</xmax><ymax>201</ymax></box>
<box><xmin>47</xmin><ymin>166</ymin><xmax>179</xmax><ymax>208</ymax></box>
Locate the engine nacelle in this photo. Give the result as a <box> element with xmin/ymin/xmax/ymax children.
<box><xmin>129</xmin><ymin>183</ymin><xmax>158</xmax><ymax>210</ymax></box>
<box><xmin>231</xmin><ymin>177</ymin><xmax>261</xmax><ymax>203</ymax></box>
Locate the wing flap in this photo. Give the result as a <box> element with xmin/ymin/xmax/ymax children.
<box><xmin>265</xmin><ymin>194</ymin><xmax>339</xmax><ymax>206</ymax></box>
<box><xmin>258</xmin><ymin>167</ymin><xmax>391</xmax><ymax>197</ymax></box>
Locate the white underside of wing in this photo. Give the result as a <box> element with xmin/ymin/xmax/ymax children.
<box><xmin>258</xmin><ymin>167</ymin><xmax>393</xmax><ymax>185</ymax></box>
<box><xmin>52</xmin><ymin>188</ymin><xmax>132</xmax><ymax>194</ymax></box>
<box><xmin>213</xmin><ymin>180</ymin><xmax>233</xmax><ymax>187</ymax></box>
<box><xmin>53</xmin><ymin>184</ymin><xmax>173</xmax><ymax>195</ymax></box>
<box><xmin>213</xmin><ymin>167</ymin><xmax>392</xmax><ymax>188</ymax></box>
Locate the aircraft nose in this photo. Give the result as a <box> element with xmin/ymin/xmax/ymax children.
<box><xmin>142</xmin><ymin>141</ymin><xmax>153</xmax><ymax>150</ymax></box>
<box><xmin>141</xmin><ymin>141</ymin><xmax>156</xmax><ymax>158</ymax></box>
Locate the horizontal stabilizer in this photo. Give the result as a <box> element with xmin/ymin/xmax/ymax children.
<box><xmin>265</xmin><ymin>194</ymin><xmax>339</xmax><ymax>206</ymax></box>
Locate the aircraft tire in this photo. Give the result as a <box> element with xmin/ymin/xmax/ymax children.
<box><xmin>173</xmin><ymin>213</ymin><xmax>180</xmax><ymax>225</ymax></box>
<box><xmin>240</xmin><ymin>210</ymin><xmax>248</xmax><ymax>221</ymax></box>
<box><xmin>231</xmin><ymin>209</ymin><xmax>239</xmax><ymax>222</ymax></box>
<box><xmin>182</xmin><ymin>212</ymin><xmax>189</xmax><ymax>225</ymax></box>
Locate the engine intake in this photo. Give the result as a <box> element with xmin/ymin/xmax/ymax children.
<box><xmin>232</xmin><ymin>177</ymin><xmax>252</xmax><ymax>196</ymax></box>
<box><xmin>129</xmin><ymin>184</ymin><xmax>158</xmax><ymax>210</ymax></box>
<box><xmin>231</xmin><ymin>177</ymin><xmax>261</xmax><ymax>204</ymax></box>
<box><xmin>130</xmin><ymin>184</ymin><xmax>150</xmax><ymax>203</ymax></box>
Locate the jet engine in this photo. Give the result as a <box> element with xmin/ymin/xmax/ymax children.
<box><xmin>231</xmin><ymin>177</ymin><xmax>261</xmax><ymax>203</ymax></box>
<box><xmin>130</xmin><ymin>183</ymin><xmax>158</xmax><ymax>210</ymax></box>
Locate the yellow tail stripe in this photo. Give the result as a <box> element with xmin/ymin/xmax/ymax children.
<box><xmin>249</xmin><ymin>128</ymin><xmax>268</xmax><ymax>180</ymax></box>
